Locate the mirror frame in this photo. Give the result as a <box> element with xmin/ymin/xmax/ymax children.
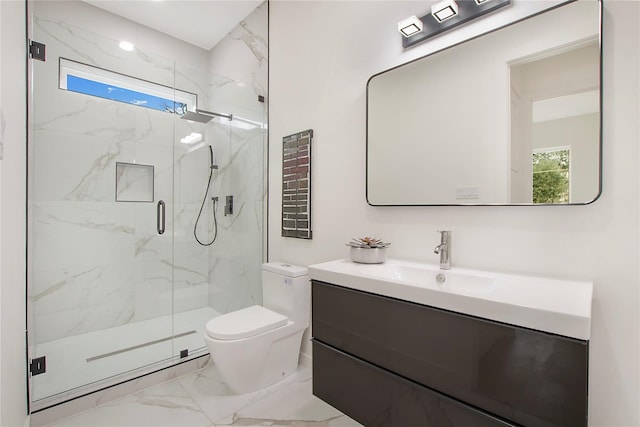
<box><xmin>366</xmin><ymin>0</ymin><xmax>603</xmax><ymax>206</ymax></box>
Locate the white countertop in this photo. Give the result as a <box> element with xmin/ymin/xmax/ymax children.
<box><xmin>309</xmin><ymin>258</ymin><xmax>593</xmax><ymax>340</ymax></box>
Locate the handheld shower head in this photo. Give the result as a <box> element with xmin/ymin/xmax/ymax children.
<box><xmin>194</xmin><ymin>145</ymin><xmax>219</xmax><ymax>247</ymax></box>
<box><xmin>208</xmin><ymin>145</ymin><xmax>216</xmax><ymax>169</ymax></box>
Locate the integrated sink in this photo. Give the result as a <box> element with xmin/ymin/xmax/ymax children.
<box><xmin>363</xmin><ymin>262</ymin><xmax>497</xmax><ymax>295</ymax></box>
<box><xmin>308</xmin><ymin>259</ymin><xmax>593</xmax><ymax>340</ymax></box>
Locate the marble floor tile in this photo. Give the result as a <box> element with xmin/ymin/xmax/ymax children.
<box><xmin>42</xmin><ymin>364</ymin><xmax>363</xmax><ymax>427</ymax></box>
<box><xmin>213</xmin><ymin>375</ymin><xmax>363</xmax><ymax>427</ymax></box>
<box><xmin>46</xmin><ymin>380</ymin><xmax>213</xmax><ymax>427</ymax></box>
<box><xmin>177</xmin><ymin>363</ymin><xmax>281</xmax><ymax>423</ymax></box>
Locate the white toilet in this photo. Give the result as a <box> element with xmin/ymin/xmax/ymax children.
<box><xmin>203</xmin><ymin>262</ymin><xmax>310</xmax><ymax>394</ymax></box>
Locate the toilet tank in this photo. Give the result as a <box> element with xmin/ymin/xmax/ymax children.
<box><xmin>262</xmin><ymin>262</ymin><xmax>310</xmax><ymax>327</ymax></box>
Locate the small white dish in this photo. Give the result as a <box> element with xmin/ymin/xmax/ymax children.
<box><xmin>350</xmin><ymin>247</ymin><xmax>386</xmax><ymax>264</ymax></box>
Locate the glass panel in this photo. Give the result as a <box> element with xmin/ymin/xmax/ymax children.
<box><xmin>27</xmin><ymin>0</ymin><xmax>267</xmax><ymax>411</ymax></box>
<box><xmin>171</xmin><ymin>0</ymin><xmax>268</xmax><ymax>355</ymax></box>
<box><xmin>172</xmin><ymin>61</ymin><xmax>268</xmax><ymax>356</ymax></box>
<box><xmin>171</xmin><ymin>63</ymin><xmax>222</xmax><ymax>358</ymax></box>
<box><xmin>28</xmin><ymin>10</ymin><xmax>176</xmax><ymax>408</ymax></box>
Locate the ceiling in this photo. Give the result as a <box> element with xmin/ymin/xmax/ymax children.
<box><xmin>83</xmin><ymin>1</ymin><xmax>263</xmax><ymax>51</ymax></box>
<box><xmin>532</xmin><ymin>90</ymin><xmax>600</xmax><ymax>123</ymax></box>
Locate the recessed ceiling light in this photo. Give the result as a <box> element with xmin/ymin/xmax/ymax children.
<box><xmin>180</xmin><ymin>132</ymin><xmax>203</xmax><ymax>145</ymax></box>
<box><xmin>119</xmin><ymin>41</ymin><xmax>135</xmax><ymax>52</ymax></box>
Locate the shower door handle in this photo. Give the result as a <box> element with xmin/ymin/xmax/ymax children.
<box><xmin>157</xmin><ymin>200</ymin><xmax>166</xmax><ymax>235</ymax></box>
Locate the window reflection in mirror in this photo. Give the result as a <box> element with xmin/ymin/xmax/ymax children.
<box><xmin>532</xmin><ymin>148</ymin><xmax>570</xmax><ymax>204</ymax></box>
<box><xmin>510</xmin><ymin>40</ymin><xmax>599</xmax><ymax>204</ymax></box>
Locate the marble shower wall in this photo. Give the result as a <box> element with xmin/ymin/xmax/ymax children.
<box><xmin>204</xmin><ymin>3</ymin><xmax>268</xmax><ymax>315</ymax></box>
<box><xmin>29</xmin><ymin>1</ymin><xmax>267</xmax><ymax>345</ymax></box>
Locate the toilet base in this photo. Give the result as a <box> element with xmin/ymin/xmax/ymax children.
<box><xmin>205</xmin><ymin>328</ymin><xmax>305</xmax><ymax>394</ymax></box>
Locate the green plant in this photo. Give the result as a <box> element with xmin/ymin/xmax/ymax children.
<box><xmin>346</xmin><ymin>237</ymin><xmax>391</xmax><ymax>248</ymax></box>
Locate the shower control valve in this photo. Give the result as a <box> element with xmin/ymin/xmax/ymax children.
<box><xmin>225</xmin><ymin>195</ymin><xmax>234</xmax><ymax>216</ymax></box>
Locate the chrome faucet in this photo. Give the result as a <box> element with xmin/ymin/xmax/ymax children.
<box><xmin>434</xmin><ymin>230</ymin><xmax>451</xmax><ymax>270</ymax></box>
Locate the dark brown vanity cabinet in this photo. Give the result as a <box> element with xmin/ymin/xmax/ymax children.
<box><xmin>311</xmin><ymin>280</ymin><xmax>589</xmax><ymax>427</ymax></box>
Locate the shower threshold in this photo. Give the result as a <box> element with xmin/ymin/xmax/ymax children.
<box><xmin>30</xmin><ymin>307</ymin><xmax>218</xmax><ymax>406</ymax></box>
<box><xmin>86</xmin><ymin>330</ymin><xmax>197</xmax><ymax>362</ymax></box>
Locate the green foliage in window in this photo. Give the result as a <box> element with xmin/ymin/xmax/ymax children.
<box><xmin>533</xmin><ymin>150</ymin><xmax>570</xmax><ymax>204</ymax></box>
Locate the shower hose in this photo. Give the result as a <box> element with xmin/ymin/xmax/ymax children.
<box><xmin>194</xmin><ymin>146</ymin><xmax>219</xmax><ymax>246</ymax></box>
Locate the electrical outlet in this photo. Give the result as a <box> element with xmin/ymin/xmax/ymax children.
<box><xmin>456</xmin><ymin>185</ymin><xmax>480</xmax><ymax>199</ymax></box>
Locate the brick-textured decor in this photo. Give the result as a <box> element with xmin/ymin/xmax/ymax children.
<box><xmin>282</xmin><ymin>129</ymin><xmax>312</xmax><ymax>239</ymax></box>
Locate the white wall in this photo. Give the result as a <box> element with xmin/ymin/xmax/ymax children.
<box><xmin>0</xmin><ymin>0</ymin><xmax>28</xmax><ymax>425</ymax></box>
<box><xmin>269</xmin><ymin>1</ymin><xmax>639</xmax><ymax>426</ymax></box>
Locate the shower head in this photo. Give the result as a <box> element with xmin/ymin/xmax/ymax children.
<box><xmin>182</xmin><ymin>111</ymin><xmax>214</xmax><ymax>123</ymax></box>
<box><xmin>181</xmin><ymin>109</ymin><xmax>233</xmax><ymax>124</ymax></box>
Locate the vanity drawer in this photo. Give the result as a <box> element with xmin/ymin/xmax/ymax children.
<box><xmin>312</xmin><ymin>280</ymin><xmax>588</xmax><ymax>427</ymax></box>
<box><xmin>313</xmin><ymin>340</ymin><xmax>515</xmax><ymax>427</ymax></box>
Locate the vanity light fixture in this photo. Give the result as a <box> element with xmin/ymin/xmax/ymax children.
<box><xmin>398</xmin><ymin>15</ymin><xmax>424</xmax><ymax>37</ymax></box>
<box><xmin>400</xmin><ymin>0</ymin><xmax>511</xmax><ymax>49</ymax></box>
<box><xmin>431</xmin><ymin>0</ymin><xmax>459</xmax><ymax>23</ymax></box>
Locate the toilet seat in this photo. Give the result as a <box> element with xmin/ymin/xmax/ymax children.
<box><xmin>205</xmin><ymin>305</ymin><xmax>288</xmax><ymax>340</ymax></box>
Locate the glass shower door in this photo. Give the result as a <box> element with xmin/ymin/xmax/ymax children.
<box><xmin>27</xmin><ymin>10</ymin><xmax>180</xmax><ymax>409</ymax></box>
<box><xmin>169</xmin><ymin>60</ymin><xmax>268</xmax><ymax>360</ymax></box>
<box><xmin>27</xmin><ymin>0</ymin><xmax>268</xmax><ymax>411</ymax></box>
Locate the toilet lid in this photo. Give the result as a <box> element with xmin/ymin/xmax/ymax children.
<box><xmin>205</xmin><ymin>305</ymin><xmax>288</xmax><ymax>340</ymax></box>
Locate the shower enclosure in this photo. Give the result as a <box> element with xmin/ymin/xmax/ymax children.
<box><xmin>26</xmin><ymin>1</ymin><xmax>267</xmax><ymax>411</ymax></box>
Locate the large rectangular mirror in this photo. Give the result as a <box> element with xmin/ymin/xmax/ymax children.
<box><xmin>367</xmin><ymin>0</ymin><xmax>601</xmax><ymax>206</ymax></box>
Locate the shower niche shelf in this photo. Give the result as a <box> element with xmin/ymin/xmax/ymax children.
<box><xmin>115</xmin><ymin>162</ymin><xmax>154</xmax><ymax>202</ymax></box>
